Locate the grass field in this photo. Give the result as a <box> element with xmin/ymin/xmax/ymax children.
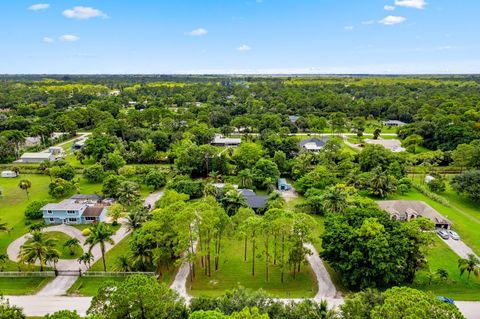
<box><xmin>390</xmin><ymin>188</ymin><xmax>480</xmax><ymax>255</ymax></box>
<box><xmin>68</xmin><ymin>277</ymin><xmax>127</xmax><ymax>296</ymax></box>
<box><xmin>188</xmin><ymin>238</ymin><xmax>318</xmax><ymax>298</ymax></box>
<box><xmin>412</xmin><ymin>237</ymin><xmax>480</xmax><ymax>301</ymax></box>
<box><xmin>0</xmin><ymin>277</ymin><xmax>51</xmax><ymax>295</ymax></box>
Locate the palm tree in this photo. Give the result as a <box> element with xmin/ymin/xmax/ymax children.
<box><xmin>114</xmin><ymin>254</ymin><xmax>132</xmax><ymax>272</ymax></box>
<box><xmin>126</xmin><ymin>207</ymin><xmax>150</xmax><ymax>231</ymax></box>
<box><xmin>18</xmin><ymin>231</ymin><xmax>58</xmax><ymax>271</ymax></box>
<box><xmin>78</xmin><ymin>252</ymin><xmax>94</xmax><ymax>268</ymax></box>
<box><xmin>18</xmin><ymin>179</ymin><xmax>32</xmax><ymax>200</ymax></box>
<box><xmin>85</xmin><ymin>223</ymin><xmax>114</xmax><ymax>272</ymax></box>
<box><xmin>0</xmin><ymin>219</ymin><xmax>8</xmax><ymax>233</ymax></box>
<box><xmin>63</xmin><ymin>238</ymin><xmax>81</xmax><ymax>256</ymax></box>
<box><xmin>46</xmin><ymin>249</ymin><xmax>60</xmax><ymax>270</ymax></box>
<box><xmin>321</xmin><ymin>186</ymin><xmax>348</xmax><ymax>214</ymax></box>
<box><xmin>238</xmin><ymin>169</ymin><xmax>254</xmax><ymax>189</ymax></box>
<box><xmin>203</xmin><ymin>183</ymin><xmax>217</xmax><ymax>198</ymax></box>
<box><xmin>221</xmin><ymin>189</ymin><xmax>247</xmax><ymax>216</ymax></box>
<box><xmin>458</xmin><ymin>254</ymin><xmax>480</xmax><ymax>281</ymax></box>
<box><xmin>368</xmin><ymin>166</ymin><xmax>396</xmax><ymax>198</ymax></box>
<box><xmin>436</xmin><ymin>268</ymin><xmax>449</xmax><ymax>282</ymax></box>
<box><xmin>4</xmin><ymin>130</ymin><xmax>25</xmax><ymax>157</ymax></box>
<box><xmin>117</xmin><ymin>181</ymin><xmax>141</xmax><ymax>207</ymax></box>
<box><xmin>0</xmin><ymin>253</ymin><xmax>8</xmax><ymax>272</ymax></box>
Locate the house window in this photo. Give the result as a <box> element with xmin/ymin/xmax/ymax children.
<box><xmin>68</xmin><ymin>218</ymin><xmax>77</xmax><ymax>222</ymax></box>
<box><xmin>49</xmin><ymin>218</ymin><xmax>55</xmax><ymax>222</ymax></box>
<box><xmin>47</xmin><ymin>210</ymin><xmax>53</xmax><ymax>214</ymax></box>
<box><xmin>85</xmin><ymin>217</ymin><xmax>96</xmax><ymax>221</ymax></box>
<box><xmin>67</xmin><ymin>210</ymin><xmax>76</xmax><ymax>214</ymax></box>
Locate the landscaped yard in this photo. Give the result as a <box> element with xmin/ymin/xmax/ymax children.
<box><xmin>0</xmin><ymin>174</ymin><xmax>103</xmax><ymax>270</ymax></box>
<box><xmin>68</xmin><ymin>276</ymin><xmax>127</xmax><ymax>296</ymax></box>
<box><xmin>188</xmin><ymin>238</ymin><xmax>318</xmax><ymax>298</ymax></box>
<box><xmin>25</xmin><ymin>231</ymin><xmax>83</xmax><ymax>260</ymax></box>
<box><xmin>412</xmin><ymin>237</ymin><xmax>480</xmax><ymax>301</ymax></box>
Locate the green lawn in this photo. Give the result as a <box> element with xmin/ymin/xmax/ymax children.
<box><xmin>389</xmin><ymin>188</ymin><xmax>480</xmax><ymax>255</ymax></box>
<box><xmin>412</xmin><ymin>237</ymin><xmax>480</xmax><ymax>301</ymax></box>
<box><xmin>25</xmin><ymin>231</ymin><xmax>83</xmax><ymax>260</ymax></box>
<box><xmin>89</xmin><ymin>235</ymin><xmax>131</xmax><ymax>272</ymax></box>
<box><xmin>67</xmin><ymin>276</ymin><xmax>127</xmax><ymax>296</ymax></box>
<box><xmin>0</xmin><ymin>174</ymin><xmax>102</xmax><ymax>270</ymax></box>
<box><xmin>0</xmin><ymin>277</ymin><xmax>52</xmax><ymax>295</ymax></box>
<box><xmin>188</xmin><ymin>238</ymin><xmax>318</xmax><ymax>298</ymax></box>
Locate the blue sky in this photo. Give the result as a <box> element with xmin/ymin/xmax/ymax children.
<box><xmin>1</xmin><ymin>0</ymin><xmax>479</xmax><ymax>74</ymax></box>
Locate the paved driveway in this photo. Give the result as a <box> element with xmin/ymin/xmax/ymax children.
<box><xmin>439</xmin><ymin>235</ymin><xmax>479</xmax><ymax>259</ymax></box>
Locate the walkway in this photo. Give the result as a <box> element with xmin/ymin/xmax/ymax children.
<box><xmin>305</xmin><ymin>243</ymin><xmax>337</xmax><ymax>298</ymax></box>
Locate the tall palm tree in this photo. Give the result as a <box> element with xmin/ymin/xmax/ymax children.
<box><xmin>321</xmin><ymin>186</ymin><xmax>348</xmax><ymax>214</ymax></box>
<box><xmin>458</xmin><ymin>254</ymin><xmax>480</xmax><ymax>281</ymax></box>
<box><xmin>436</xmin><ymin>268</ymin><xmax>449</xmax><ymax>282</ymax></box>
<box><xmin>78</xmin><ymin>252</ymin><xmax>94</xmax><ymax>268</ymax></box>
<box><xmin>221</xmin><ymin>189</ymin><xmax>247</xmax><ymax>216</ymax></box>
<box><xmin>18</xmin><ymin>179</ymin><xmax>32</xmax><ymax>200</ymax></box>
<box><xmin>126</xmin><ymin>207</ymin><xmax>150</xmax><ymax>231</ymax></box>
<box><xmin>18</xmin><ymin>231</ymin><xmax>58</xmax><ymax>271</ymax></box>
<box><xmin>4</xmin><ymin>130</ymin><xmax>25</xmax><ymax>158</ymax></box>
<box><xmin>238</xmin><ymin>169</ymin><xmax>254</xmax><ymax>189</ymax></box>
<box><xmin>368</xmin><ymin>166</ymin><xmax>396</xmax><ymax>198</ymax></box>
<box><xmin>85</xmin><ymin>223</ymin><xmax>114</xmax><ymax>272</ymax></box>
<box><xmin>114</xmin><ymin>254</ymin><xmax>132</xmax><ymax>272</ymax></box>
<box><xmin>46</xmin><ymin>249</ymin><xmax>60</xmax><ymax>270</ymax></box>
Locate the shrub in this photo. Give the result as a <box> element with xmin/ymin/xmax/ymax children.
<box><xmin>24</xmin><ymin>200</ymin><xmax>48</xmax><ymax>220</ymax></box>
<box><xmin>82</xmin><ymin>228</ymin><xmax>91</xmax><ymax>236</ymax></box>
<box><xmin>83</xmin><ymin>164</ymin><xmax>105</xmax><ymax>183</ymax></box>
<box><xmin>412</xmin><ymin>183</ymin><xmax>451</xmax><ymax>207</ymax></box>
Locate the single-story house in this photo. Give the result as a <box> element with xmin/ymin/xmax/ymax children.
<box><xmin>24</xmin><ymin>136</ymin><xmax>42</xmax><ymax>147</ymax></box>
<box><xmin>364</xmin><ymin>139</ymin><xmax>406</xmax><ymax>153</ymax></box>
<box><xmin>288</xmin><ymin>115</ymin><xmax>300</xmax><ymax>123</ymax></box>
<box><xmin>239</xmin><ymin>189</ymin><xmax>269</xmax><ymax>210</ymax></box>
<box><xmin>42</xmin><ymin>194</ymin><xmax>108</xmax><ymax>225</ymax></box>
<box><xmin>299</xmin><ymin>137</ymin><xmax>329</xmax><ymax>152</ymax></box>
<box><xmin>1</xmin><ymin>171</ymin><xmax>17</xmax><ymax>178</ymax></box>
<box><xmin>211</xmin><ymin>134</ymin><xmax>242</xmax><ymax>147</ymax></box>
<box><xmin>16</xmin><ymin>152</ymin><xmax>56</xmax><ymax>164</ymax></box>
<box><xmin>278</xmin><ymin>178</ymin><xmax>292</xmax><ymax>191</ymax></box>
<box><xmin>383</xmin><ymin>120</ymin><xmax>406</xmax><ymax>127</ymax></box>
<box><xmin>377</xmin><ymin>200</ymin><xmax>452</xmax><ymax>229</ymax></box>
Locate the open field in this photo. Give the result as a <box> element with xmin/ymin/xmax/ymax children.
<box><xmin>412</xmin><ymin>237</ymin><xmax>480</xmax><ymax>301</ymax></box>
<box><xmin>188</xmin><ymin>238</ymin><xmax>318</xmax><ymax>298</ymax></box>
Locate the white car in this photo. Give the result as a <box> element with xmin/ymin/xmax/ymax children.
<box><xmin>448</xmin><ymin>230</ymin><xmax>460</xmax><ymax>240</ymax></box>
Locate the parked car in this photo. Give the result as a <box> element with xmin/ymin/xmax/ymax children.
<box><xmin>437</xmin><ymin>229</ymin><xmax>450</xmax><ymax>240</ymax></box>
<box><xmin>437</xmin><ymin>296</ymin><xmax>455</xmax><ymax>305</ymax></box>
<box><xmin>448</xmin><ymin>230</ymin><xmax>460</xmax><ymax>240</ymax></box>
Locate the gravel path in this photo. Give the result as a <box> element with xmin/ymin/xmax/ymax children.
<box><xmin>304</xmin><ymin>243</ymin><xmax>337</xmax><ymax>298</ymax></box>
<box><xmin>170</xmin><ymin>241</ymin><xmax>197</xmax><ymax>302</ymax></box>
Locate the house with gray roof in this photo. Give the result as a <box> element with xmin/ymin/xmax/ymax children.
<box><xmin>211</xmin><ymin>134</ymin><xmax>242</xmax><ymax>147</ymax></box>
<box><xmin>377</xmin><ymin>200</ymin><xmax>452</xmax><ymax>229</ymax></box>
<box><xmin>299</xmin><ymin>137</ymin><xmax>329</xmax><ymax>152</ymax></box>
<box><xmin>239</xmin><ymin>189</ymin><xmax>269</xmax><ymax>210</ymax></box>
<box><xmin>383</xmin><ymin>120</ymin><xmax>406</xmax><ymax>127</ymax></box>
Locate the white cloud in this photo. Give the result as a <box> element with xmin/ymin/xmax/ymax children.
<box><xmin>379</xmin><ymin>15</ymin><xmax>406</xmax><ymax>25</ymax></box>
<box><xmin>42</xmin><ymin>37</ymin><xmax>54</xmax><ymax>43</ymax></box>
<box><xmin>187</xmin><ymin>28</ymin><xmax>208</xmax><ymax>36</ymax></box>
<box><xmin>236</xmin><ymin>44</ymin><xmax>251</xmax><ymax>52</ymax></box>
<box><xmin>361</xmin><ymin>20</ymin><xmax>375</xmax><ymax>25</ymax></box>
<box><xmin>395</xmin><ymin>0</ymin><xmax>426</xmax><ymax>9</ymax></box>
<box><xmin>344</xmin><ymin>26</ymin><xmax>354</xmax><ymax>31</ymax></box>
<box><xmin>62</xmin><ymin>6</ymin><xmax>106</xmax><ymax>20</ymax></box>
<box><xmin>59</xmin><ymin>34</ymin><xmax>80</xmax><ymax>42</ymax></box>
<box><xmin>384</xmin><ymin>5</ymin><xmax>396</xmax><ymax>11</ymax></box>
<box><xmin>28</xmin><ymin>3</ymin><xmax>50</xmax><ymax>11</ymax></box>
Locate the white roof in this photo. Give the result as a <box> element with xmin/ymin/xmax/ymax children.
<box><xmin>365</xmin><ymin>139</ymin><xmax>405</xmax><ymax>152</ymax></box>
<box><xmin>303</xmin><ymin>142</ymin><xmax>323</xmax><ymax>151</ymax></box>
<box><xmin>20</xmin><ymin>152</ymin><xmax>53</xmax><ymax>159</ymax></box>
<box><xmin>41</xmin><ymin>199</ymin><xmax>87</xmax><ymax>211</ymax></box>
<box><xmin>212</xmin><ymin>135</ymin><xmax>241</xmax><ymax>145</ymax></box>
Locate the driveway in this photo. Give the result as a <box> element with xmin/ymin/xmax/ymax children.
<box><xmin>439</xmin><ymin>235</ymin><xmax>478</xmax><ymax>259</ymax></box>
<box><xmin>305</xmin><ymin>243</ymin><xmax>338</xmax><ymax>298</ymax></box>
<box><xmin>143</xmin><ymin>191</ymin><xmax>164</xmax><ymax>209</ymax></box>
